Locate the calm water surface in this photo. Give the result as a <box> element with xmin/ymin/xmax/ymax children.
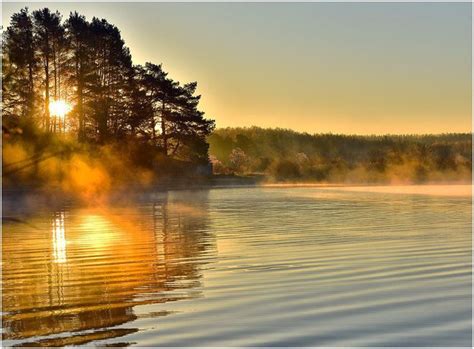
<box><xmin>2</xmin><ymin>186</ymin><xmax>472</xmax><ymax>346</ymax></box>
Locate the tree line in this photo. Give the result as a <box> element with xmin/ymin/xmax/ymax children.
<box><xmin>2</xmin><ymin>8</ymin><xmax>215</xmax><ymax>164</ymax></box>
<box><xmin>209</xmin><ymin>127</ymin><xmax>472</xmax><ymax>183</ymax></box>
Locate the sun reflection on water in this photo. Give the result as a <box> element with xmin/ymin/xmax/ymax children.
<box><xmin>52</xmin><ymin>211</ymin><xmax>67</xmax><ymax>263</ymax></box>
<box><xmin>77</xmin><ymin>214</ymin><xmax>123</xmax><ymax>251</ymax></box>
<box><xmin>2</xmin><ymin>192</ymin><xmax>215</xmax><ymax>346</ymax></box>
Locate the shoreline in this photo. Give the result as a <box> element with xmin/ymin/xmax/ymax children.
<box><xmin>2</xmin><ymin>178</ymin><xmax>471</xmax><ymax>195</ymax></box>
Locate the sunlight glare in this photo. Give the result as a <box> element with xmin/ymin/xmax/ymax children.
<box><xmin>49</xmin><ymin>100</ymin><xmax>72</xmax><ymax>118</ymax></box>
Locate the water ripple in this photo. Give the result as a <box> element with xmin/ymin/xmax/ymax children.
<box><xmin>2</xmin><ymin>187</ymin><xmax>472</xmax><ymax>346</ymax></box>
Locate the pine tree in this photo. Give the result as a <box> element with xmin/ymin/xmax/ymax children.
<box><xmin>141</xmin><ymin>62</ymin><xmax>171</xmax><ymax>151</ymax></box>
<box><xmin>3</xmin><ymin>8</ymin><xmax>37</xmax><ymax>125</ymax></box>
<box><xmin>124</xmin><ymin>65</ymin><xmax>154</xmax><ymax>139</ymax></box>
<box><xmin>87</xmin><ymin>17</ymin><xmax>133</xmax><ymax>143</ymax></box>
<box><xmin>168</xmin><ymin>81</ymin><xmax>215</xmax><ymax>162</ymax></box>
<box><xmin>65</xmin><ymin>12</ymin><xmax>91</xmax><ymax>140</ymax></box>
<box><xmin>33</xmin><ymin>8</ymin><xmax>62</xmax><ymax>131</ymax></box>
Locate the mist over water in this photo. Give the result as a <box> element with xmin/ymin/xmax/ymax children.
<box><xmin>2</xmin><ymin>186</ymin><xmax>472</xmax><ymax>346</ymax></box>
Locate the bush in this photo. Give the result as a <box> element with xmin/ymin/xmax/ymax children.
<box><xmin>270</xmin><ymin>159</ymin><xmax>301</xmax><ymax>181</ymax></box>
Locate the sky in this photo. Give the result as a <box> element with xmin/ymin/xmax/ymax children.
<box><xmin>2</xmin><ymin>2</ymin><xmax>472</xmax><ymax>135</ymax></box>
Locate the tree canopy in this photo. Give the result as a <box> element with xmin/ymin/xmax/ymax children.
<box><xmin>2</xmin><ymin>7</ymin><xmax>215</xmax><ymax>164</ymax></box>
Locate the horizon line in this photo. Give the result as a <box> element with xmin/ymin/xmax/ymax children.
<box><xmin>213</xmin><ymin>125</ymin><xmax>473</xmax><ymax>137</ymax></box>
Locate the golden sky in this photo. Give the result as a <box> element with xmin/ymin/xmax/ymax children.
<box><xmin>3</xmin><ymin>2</ymin><xmax>472</xmax><ymax>134</ymax></box>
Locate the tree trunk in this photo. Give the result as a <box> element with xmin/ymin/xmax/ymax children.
<box><xmin>76</xmin><ymin>42</ymin><xmax>84</xmax><ymax>141</ymax></box>
<box><xmin>151</xmin><ymin>114</ymin><xmax>156</xmax><ymax>144</ymax></box>
<box><xmin>78</xmin><ymin>84</ymin><xmax>83</xmax><ymax>139</ymax></box>
<box><xmin>44</xmin><ymin>59</ymin><xmax>50</xmax><ymax>132</ymax></box>
<box><xmin>53</xmin><ymin>41</ymin><xmax>57</xmax><ymax>101</ymax></box>
<box><xmin>28</xmin><ymin>60</ymin><xmax>34</xmax><ymax>118</ymax></box>
<box><xmin>44</xmin><ymin>34</ymin><xmax>51</xmax><ymax>132</ymax></box>
<box><xmin>161</xmin><ymin>101</ymin><xmax>168</xmax><ymax>156</ymax></box>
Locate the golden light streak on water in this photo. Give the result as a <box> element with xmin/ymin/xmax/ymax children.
<box><xmin>52</xmin><ymin>211</ymin><xmax>67</xmax><ymax>264</ymax></box>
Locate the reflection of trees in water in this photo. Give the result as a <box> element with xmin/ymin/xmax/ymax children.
<box><xmin>155</xmin><ymin>192</ymin><xmax>215</xmax><ymax>286</ymax></box>
<box><xmin>2</xmin><ymin>191</ymin><xmax>215</xmax><ymax>346</ymax></box>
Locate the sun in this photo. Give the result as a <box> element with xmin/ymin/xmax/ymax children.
<box><xmin>49</xmin><ymin>100</ymin><xmax>72</xmax><ymax>118</ymax></box>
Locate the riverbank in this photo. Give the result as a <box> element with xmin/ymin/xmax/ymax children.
<box><xmin>3</xmin><ymin>176</ymin><xmax>471</xmax><ymax>200</ymax></box>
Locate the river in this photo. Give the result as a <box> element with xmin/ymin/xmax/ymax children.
<box><xmin>2</xmin><ymin>185</ymin><xmax>472</xmax><ymax>346</ymax></box>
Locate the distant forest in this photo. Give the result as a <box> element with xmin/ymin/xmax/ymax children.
<box><xmin>209</xmin><ymin>128</ymin><xmax>472</xmax><ymax>183</ymax></box>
